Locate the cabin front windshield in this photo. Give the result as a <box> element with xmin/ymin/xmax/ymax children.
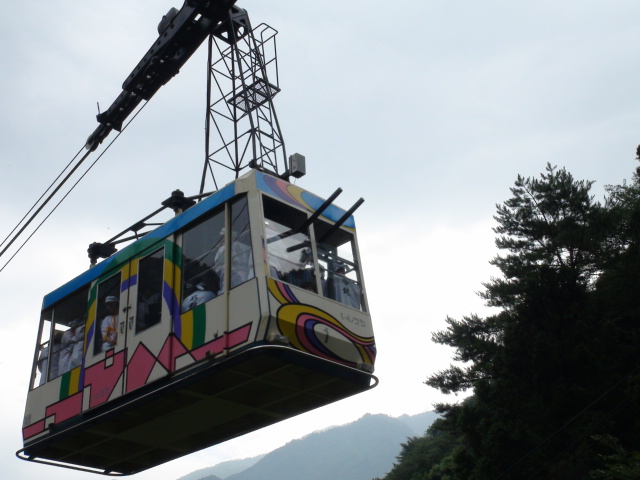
<box><xmin>263</xmin><ymin>196</ymin><xmax>316</xmax><ymax>291</ymax></box>
<box><xmin>262</xmin><ymin>195</ymin><xmax>366</xmax><ymax>310</ymax></box>
<box><xmin>315</xmin><ymin>219</ymin><xmax>364</xmax><ymax>311</ymax></box>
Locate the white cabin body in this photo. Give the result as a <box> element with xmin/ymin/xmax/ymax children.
<box><xmin>20</xmin><ymin>170</ymin><xmax>376</xmax><ymax>475</ymax></box>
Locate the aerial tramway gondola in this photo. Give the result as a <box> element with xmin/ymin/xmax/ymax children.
<box><xmin>17</xmin><ymin>0</ymin><xmax>376</xmax><ymax>475</ymax></box>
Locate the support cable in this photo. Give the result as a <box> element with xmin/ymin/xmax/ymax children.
<box><xmin>0</xmin><ymin>103</ymin><xmax>148</xmax><ymax>273</ymax></box>
<box><xmin>0</xmin><ymin>146</ymin><xmax>85</xmax><ymax>251</ymax></box>
<box><xmin>0</xmin><ymin>149</ymin><xmax>93</xmax><ymax>262</ymax></box>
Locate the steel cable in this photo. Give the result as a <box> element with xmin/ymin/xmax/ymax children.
<box><xmin>0</xmin><ymin>102</ymin><xmax>147</xmax><ymax>273</ymax></box>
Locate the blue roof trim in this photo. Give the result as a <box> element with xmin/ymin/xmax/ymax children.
<box><xmin>255</xmin><ymin>172</ymin><xmax>356</xmax><ymax>228</ymax></box>
<box><xmin>43</xmin><ymin>182</ymin><xmax>236</xmax><ymax>309</ymax></box>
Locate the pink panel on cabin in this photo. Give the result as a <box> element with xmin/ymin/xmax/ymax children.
<box><xmin>22</xmin><ymin>420</ymin><xmax>46</xmax><ymax>440</ymax></box>
<box><xmin>228</xmin><ymin>324</ymin><xmax>252</xmax><ymax>347</ymax></box>
<box><xmin>190</xmin><ymin>335</ymin><xmax>227</xmax><ymax>361</ymax></box>
<box><xmin>189</xmin><ymin>324</ymin><xmax>252</xmax><ymax>361</ymax></box>
<box><xmin>84</xmin><ymin>350</ymin><xmax>126</xmax><ymax>408</ymax></box>
<box><xmin>125</xmin><ymin>344</ymin><xmax>158</xmax><ymax>393</ymax></box>
<box><xmin>158</xmin><ymin>334</ymin><xmax>188</xmax><ymax>372</ymax></box>
<box><xmin>45</xmin><ymin>392</ymin><xmax>83</xmax><ymax>425</ymax></box>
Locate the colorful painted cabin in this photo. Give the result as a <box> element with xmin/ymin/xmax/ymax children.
<box><xmin>19</xmin><ymin>170</ymin><xmax>376</xmax><ymax>475</ymax></box>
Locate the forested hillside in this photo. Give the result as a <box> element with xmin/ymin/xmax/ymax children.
<box><xmin>377</xmin><ymin>159</ymin><xmax>640</xmax><ymax>479</ymax></box>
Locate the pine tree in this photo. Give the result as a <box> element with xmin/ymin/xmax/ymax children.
<box><xmin>423</xmin><ymin>164</ymin><xmax>632</xmax><ymax>479</ymax></box>
<box><xmin>376</xmin><ymin>160</ymin><xmax>640</xmax><ymax>480</ymax></box>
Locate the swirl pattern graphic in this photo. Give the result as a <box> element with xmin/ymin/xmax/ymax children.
<box><xmin>268</xmin><ymin>279</ymin><xmax>375</xmax><ymax>366</ymax></box>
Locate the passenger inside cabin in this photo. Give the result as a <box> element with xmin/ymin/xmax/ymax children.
<box><xmin>38</xmin><ymin>331</ymin><xmax>62</xmax><ymax>385</ymax></box>
<box><xmin>137</xmin><ymin>286</ymin><xmax>162</xmax><ymax>332</ymax></box>
<box><xmin>301</xmin><ymin>281</ymin><xmax>316</xmax><ymax>292</ymax></box>
<box><xmin>181</xmin><ymin>282</ymin><xmax>216</xmax><ymax>312</ymax></box>
<box><xmin>59</xmin><ymin>318</ymin><xmax>83</xmax><ymax>374</ymax></box>
<box><xmin>329</xmin><ymin>265</ymin><xmax>361</xmax><ymax>310</ymax></box>
<box><xmin>69</xmin><ymin>320</ymin><xmax>85</xmax><ymax>369</ymax></box>
<box><xmin>213</xmin><ymin>228</ymin><xmax>226</xmax><ymax>294</ymax></box>
<box><xmin>101</xmin><ymin>296</ymin><xmax>119</xmax><ymax>351</ymax></box>
<box><xmin>230</xmin><ymin>229</ymin><xmax>254</xmax><ymax>289</ymax></box>
<box><xmin>214</xmin><ymin>227</ymin><xmax>254</xmax><ymax>294</ymax></box>
<box><xmin>36</xmin><ymin>345</ymin><xmax>48</xmax><ymax>385</ymax></box>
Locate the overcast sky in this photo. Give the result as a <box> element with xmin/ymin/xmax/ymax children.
<box><xmin>2</xmin><ymin>1</ymin><xmax>640</xmax><ymax>479</ymax></box>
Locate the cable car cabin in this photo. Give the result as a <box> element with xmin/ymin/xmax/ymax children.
<box><xmin>19</xmin><ymin>170</ymin><xmax>376</xmax><ymax>475</ymax></box>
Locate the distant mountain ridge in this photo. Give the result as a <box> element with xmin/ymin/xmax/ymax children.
<box><xmin>176</xmin><ymin>455</ymin><xmax>264</xmax><ymax>480</ymax></box>
<box><xmin>176</xmin><ymin>411</ymin><xmax>438</xmax><ymax>480</ymax></box>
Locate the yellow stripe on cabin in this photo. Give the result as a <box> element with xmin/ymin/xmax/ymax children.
<box><xmin>172</xmin><ymin>263</ymin><xmax>182</xmax><ymax>302</ymax></box>
<box><xmin>181</xmin><ymin>310</ymin><xmax>194</xmax><ymax>349</ymax></box>
<box><xmin>69</xmin><ymin>367</ymin><xmax>81</xmax><ymax>395</ymax></box>
<box><xmin>128</xmin><ymin>260</ymin><xmax>139</xmax><ymax>280</ymax></box>
<box><xmin>86</xmin><ymin>298</ymin><xmax>97</xmax><ymax>350</ymax></box>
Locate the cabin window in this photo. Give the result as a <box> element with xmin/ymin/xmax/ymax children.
<box><xmin>314</xmin><ymin>220</ymin><xmax>365</xmax><ymax>311</ymax></box>
<box><xmin>94</xmin><ymin>273</ymin><xmax>122</xmax><ymax>355</ymax></box>
<box><xmin>229</xmin><ymin>196</ymin><xmax>254</xmax><ymax>289</ymax></box>
<box><xmin>181</xmin><ymin>208</ymin><xmax>225</xmax><ymax>312</ymax></box>
<box><xmin>136</xmin><ymin>248</ymin><xmax>164</xmax><ymax>334</ymax></box>
<box><xmin>263</xmin><ymin>195</ymin><xmax>316</xmax><ymax>291</ymax></box>
<box><xmin>32</xmin><ymin>286</ymin><xmax>89</xmax><ymax>388</ymax></box>
<box><xmin>33</xmin><ymin>310</ymin><xmax>52</xmax><ymax>389</ymax></box>
<box><xmin>55</xmin><ymin>287</ymin><xmax>89</xmax><ymax>376</ymax></box>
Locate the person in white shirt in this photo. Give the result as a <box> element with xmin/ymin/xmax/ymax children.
<box><xmin>101</xmin><ymin>296</ymin><xmax>119</xmax><ymax>351</ymax></box>
<box><xmin>330</xmin><ymin>265</ymin><xmax>361</xmax><ymax>310</ymax></box>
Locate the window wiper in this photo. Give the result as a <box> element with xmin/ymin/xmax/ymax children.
<box><xmin>317</xmin><ymin>197</ymin><xmax>364</xmax><ymax>243</ymax></box>
<box><xmin>268</xmin><ymin>187</ymin><xmax>342</xmax><ymax>245</ymax></box>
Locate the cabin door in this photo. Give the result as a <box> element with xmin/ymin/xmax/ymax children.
<box><xmin>83</xmin><ymin>267</ymin><xmax>130</xmax><ymax>409</ymax></box>
<box><xmin>123</xmin><ymin>246</ymin><xmax>173</xmax><ymax>394</ymax></box>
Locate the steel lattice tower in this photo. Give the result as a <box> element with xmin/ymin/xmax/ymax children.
<box><xmin>201</xmin><ymin>7</ymin><xmax>287</xmax><ymax>194</ymax></box>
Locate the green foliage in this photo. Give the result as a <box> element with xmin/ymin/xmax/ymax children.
<box><xmin>590</xmin><ymin>435</ymin><xmax>640</xmax><ymax>479</ymax></box>
<box><xmin>375</xmin><ymin>158</ymin><xmax>640</xmax><ymax>480</ymax></box>
<box><xmin>377</xmin><ymin>418</ymin><xmax>463</xmax><ymax>480</ymax></box>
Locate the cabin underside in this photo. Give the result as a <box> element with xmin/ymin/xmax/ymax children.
<box><xmin>19</xmin><ymin>346</ymin><xmax>376</xmax><ymax>475</ymax></box>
